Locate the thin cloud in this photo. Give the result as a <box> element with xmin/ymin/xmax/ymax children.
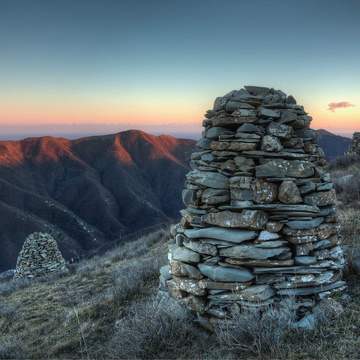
<box><xmin>328</xmin><ymin>102</ymin><xmax>355</xmax><ymax>113</ymax></box>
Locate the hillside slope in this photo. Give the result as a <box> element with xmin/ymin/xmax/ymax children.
<box><xmin>316</xmin><ymin>129</ymin><xmax>352</xmax><ymax>161</ymax></box>
<box><xmin>0</xmin><ymin>130</ymin><xmax>195</xmax><ymax>270</ymax></box>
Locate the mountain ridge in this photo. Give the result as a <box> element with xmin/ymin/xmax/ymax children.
<box><xmin>0</xmin><ymin>130</ymin><xmax>196</xmax><ymax>271</ymax></box>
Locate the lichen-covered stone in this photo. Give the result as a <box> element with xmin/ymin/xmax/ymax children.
<box><xmin>201</xmin><ymin>210</ymin><xmax>268</xmax><ymax>230</ymax></box>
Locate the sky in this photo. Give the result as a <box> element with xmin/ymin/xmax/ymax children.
<box><xmin>0</xmin><ymin>0</ymin><xmax>359</xmax><ymax>140</ymax></box>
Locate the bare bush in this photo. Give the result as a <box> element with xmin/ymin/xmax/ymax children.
<box><xmin>111</xmin><ymin>255</ymin><xmax>166</xmax><ymax>304</ymax></box>
<box><xmin>215</xmin><ymin>300</ymin><xmax>296</xmax><ymax>358</ymax></box>
<box><xmin>328</xmin><ymin>154</ymin><xmax>360</xmax><ymax>172</ymax></box>
<box><xmin>0</xmin><ymin>277</ymin><xmax>31</xmax><ymax>297</ymax></box>
<box><xmin>0</xmin><ymin>338</ymin><xmax>26</xmax><ymax>359</ymax></box>
<box><xmin>106</xmin><ymin>294</ymin><xmax>212</xmax><ymax>359</ymax></box>
<box><xmin>76</xmin><ymin>258</ymin><xmax>99</xmax><ymax>276</ymax></box>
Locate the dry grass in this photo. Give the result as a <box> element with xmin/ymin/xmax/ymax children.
<box><xmin>0</xmin><ymin>228</ymin><xmax>170</xmax><ymax>359</ymax></box>
<box><xmin>106</xmin><ymin>294</ymin><xmax>214</xmax><ymax>359</ymax></box>
<box><xmin>1</xmin><ymin>165</ymin><xmax>360</xmax><ymax>359</ymax></box>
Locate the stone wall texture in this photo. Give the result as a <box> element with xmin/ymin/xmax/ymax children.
<box><xmin>162</xmin><ymin>86</ymin><xmax>346</xmax><ymax>325</ymax></box>
<box><xmin>14</xmin><ymin>232</ymin><xmax>66</xmax><ymax>278</ymax></box>
<box><xmin>345</xmin><ymin>132</ymin><xmax>360</xmax><ymax>155</ymax></box>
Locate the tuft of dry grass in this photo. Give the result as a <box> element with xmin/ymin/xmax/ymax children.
<box><xmin>106</xmin><ymin>293</ymin><xmax>214</xmax><ymax>359</ymax></box>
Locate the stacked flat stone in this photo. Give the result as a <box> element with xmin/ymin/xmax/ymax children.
<box><xmin>164</xmin><ymin>86</ymin><xmax>346</xmax><ymax>324</ymax></box>
<box><xmin>345</xmin><ymin>132</ymin><xmax>360</xmax><ymax>155</ymax></box>
<box><xmin>14</xmin><ymin>232</ymin><xmax>66</xmax><ymax>278</ymax></box>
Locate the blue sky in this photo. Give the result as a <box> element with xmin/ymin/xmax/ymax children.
<box><xmin>0</xmin><ymin>0</ymin><xmax>359</xmax><ymax>139</ymax></box>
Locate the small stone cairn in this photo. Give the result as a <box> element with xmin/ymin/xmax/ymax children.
<box><xmin>14</xmin><ymin>232</ymin><xmax>66</xmax><ymax>278</ymax></box>
<box><xmin>162</xmin><ymin>86</ymin><xmax>346</xmax><ymax>325</ymax></box>
<box><xmin>345</xmin><ymin>132</ymin><xmax>360</xmax><ymax>155</ymax></box>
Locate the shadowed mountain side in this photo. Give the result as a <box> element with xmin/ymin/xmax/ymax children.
<box><xmin>0</xmin><ymin>130</ymin><xmax>196</xmax><ymax>271</ymax></box>
<box><xmin>316</xmin><ymin>129</ymin><xmax>352</xmax><ymax>161</ymax></box>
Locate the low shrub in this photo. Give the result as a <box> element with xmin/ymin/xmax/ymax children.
<box><xmin>0</xmin><ymin>338</ymin><xmax>27</xmax><ymax>359</ymax></box>
<box><xmin>106</xmin><ymin>294</ymin><xmax>213</xmax><ymax>359</ymax></box>
<box><xmin>215</xmin><ymin>300</ymin><xmax>296</xmax><ymax>358</ymax></box>
<box><xmin>111</xmin><ymin>255</ymin><xmax>166</xmax><ymax>304</ymax></box>
<box><xmin>328</xmin><ymin>154</ymin><xmax>360</xmax><ymax>172</ymax></box>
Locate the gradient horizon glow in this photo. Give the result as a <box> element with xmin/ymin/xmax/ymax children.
<box><xmin>0</xmin><ymin>0</ymin><xmax>359</xmax><ymax>139</ymax></box>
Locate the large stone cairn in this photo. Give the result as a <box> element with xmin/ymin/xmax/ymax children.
<box><xmin>14</xmin><ymin>232</ymin><xmax>66</xmax><ymax>278</ymax></box>
<box><xmin>164</xmin><ymin>86</ymin><xmax>346</xmax><ymax>324</ymax></box>
<box><xmin>345</xmin><ymin>132</ymin><xmax>360</xmax><ymax>155</ymax></box>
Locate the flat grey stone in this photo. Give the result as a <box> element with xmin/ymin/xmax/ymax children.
<box><xmin>294</xmin><ymin>129</ymin><xmax>316</xmax><ymax>140</ymax></box>
<box><xmin>159</xmin><ymin>265</ymin><xmax>172</xmax><ymax>285</ymax></box>
<box><xmin>317</xmin><ymin>182</ymin><xmax>334</xmax><ymax>191</ymax></box>
<box><xmin>318</xmin><ymin>205</ymin><xmax>336</xmax><ymax>216</ymax></box>
<box><xmin>237</xmin><ymin>123</ymin><xmax>262</xmax><ymax>133</ymax></box>
<box><xmin>242</xmin><ymin>150</ymin><xmax>311</xmax><ymax>160</ymax></box>
<box><xmin>173</xmin><ymin>276</ymin><xmax>207</xmax><ymax>296</ymax></box>
<box><xmin>286</xmin><ymin>95</ymin><xmax>297</xmax><ymax>104</ymax></box>
<box><xmin>191</xmin><ymin>151</ymin><xmax>210</xmax><ymax>160</ymax></box>
<box><xmin>226</xmin><ymin>101</ymin><xmax>254</xmax><ymax>112</ymax></box>
<box><xmin>258</xmin><ymin>230</ymin><xmax>281</xmax><ymax>241</ymax></box>
<box><xmin>206</xmin><ymin>126</ymin><xmax>230</xmax><ymax>140</ymax></box>
<box><xmin>244</xmin><ymin>86</ymin><xmax>271</xmax><ymax>97</ymax></box>
<box><xmin>226</xmin><ymin>258</ymin><xmax>294</xmax><ymax>267</ymax></box>
<box><xmin>184</xmin><ymin>227</ymin><xmax>257</xmax><ymax>243</ymax></box>
<box><xmin>278</xmin><ymin>180</ymin><xmax>303</xmax><ymax>204</ymax></box>
<box><xmin>292</xmin><ymin>314</ymin><xmax>316</xmax><ymax>330</ymax></box>
<box><xmin>230</xmin><ymin>176</ymin><xmax>277</xmax><ymax>204</ymax></box>
<box><xmin>261</xmin><ymin>135</ymin><xmax>283</xmax><ymax>152</ymax></box>
<box><xmin>258</xmin><ymin>107</ymin><xmax>281</xmax><ymax>118</ymax></box>
<box><xmin>208</xmin><ymin>285</ymin><xmax>276</xmax><ymax>302</ymax></box>
<box><xmin>169</xmin><ymin>260</ymin><xmax>203</xmax><ymax>279</ymax></box>
<box><xmin>186</xmin><ymin>170</ymin><xmax>230</xmax><ymax>189</ymax></box>
<box><xmin>299</xmin><ymin>181</ymin><xmax>317</xmax><ymax>195</ymax></box>
<box><xmin>253</xmin><ymin>266</ymin><xmax>326</xmax><ymax>274</ymax></box>
<box><xmin>183</xmin><ymin>238</ymin><xmax>217</xmax><ymax>257</ymax></box>
<box><xmin>182</xmin><ymin>189</ymin><xmax>198</xmax><ymax>206</ymax></box>
<box><xmin>198</xmin><ymin>264</ymin><xmax>255</xmax><ymax>282</ymax></box>
<box><xmin>254</xmin><ymin>241</ymin><xmax>288</xmax><ymax>248</ymax></box>
<box><xmin>256</xmin><ymin>159</ymin><xmax>314</xmax><ymax>178</ymax></box>
<box><xmin>201</xmin><ymin>153</ymin><xmax>217</xmax><ymax>162</ymax></box>
<box><xmin>214</xmin><ymin>96</ymin><xmax>230</xmax><ymax>110</ymax></box>
<box><xmin>221</xmin><ymin>203</ymin><xmax>319</xmax><ymax>213</ymax></box>
<box><xmin>278</xmin><ymin>109</ymin><xmax>297</xmax><ymax>123</ymax></box>
<box><xmin>203</xmin><ymin>256</ymin><xmax>223</xmax><ymax>265</ymax></box>
<box><xmin>261</xmin><ymin>102</ymin><xmax>287</xmax><ymax>109</ymax></box>
<box><xmin>185</xmin><ymin>207</ymin><xmax>207</xmax><ymax>215</ymax></box>
<box><xmin>267</xmin><ymin>121</ymin><xmax>293</xmax><ymax>139</ymax></box>
<box><xmin>196</xmin><ymin>138</ymin><xmax>212</xmax><ymax>150</ymax></box>
<box><xmin>202</xmin><ymin>188</ymin><xmax>230</xmax><ymax>205</ymax></box>
<box><xmin>202</xmin><ymin>210</ymin><xmax>268</xmax><ymax>230</ymax></box>
<box><xmin>286</xmin><ymin>217</ymin><xmax>324</xmax><ymax>230</ymax></box>
<box><xmin>168</xmin><ymin>244</ymin><xmax>200</xmax><ymax>264</ymax></box>
<box><xmin>294</xmin><ymin>256</ymin><xmax>317</xmax><ymax>265</ymax></box>
<box><xmin>219</xmin><ymin>243</ymin><xmax>290</xmax><ymax>260</ymax></box>
<box><xmin>294</xmin><ymin>243</ymin><xmax>314</xmax><ymax>256</ymax></box>
<box><xmin>277</xmin><ymin>281</ymin><xmax>346</xmax><ymax>296</ymax></box>
<box><xmin>303</xmin><ymin>189</ymin><xmax>336</xmax><ymax>206</ymax></box>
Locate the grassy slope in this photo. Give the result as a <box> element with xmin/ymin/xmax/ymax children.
<box><xmin>1</xmin><ymin>156</ymin><xmax>360</xmax><ymax>359</ymax></box>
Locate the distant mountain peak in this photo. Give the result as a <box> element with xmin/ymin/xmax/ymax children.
<box><xmin>315</xmin><ymin>129</ymin><xmax>352</xmax><ymax>161</ymax></box>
